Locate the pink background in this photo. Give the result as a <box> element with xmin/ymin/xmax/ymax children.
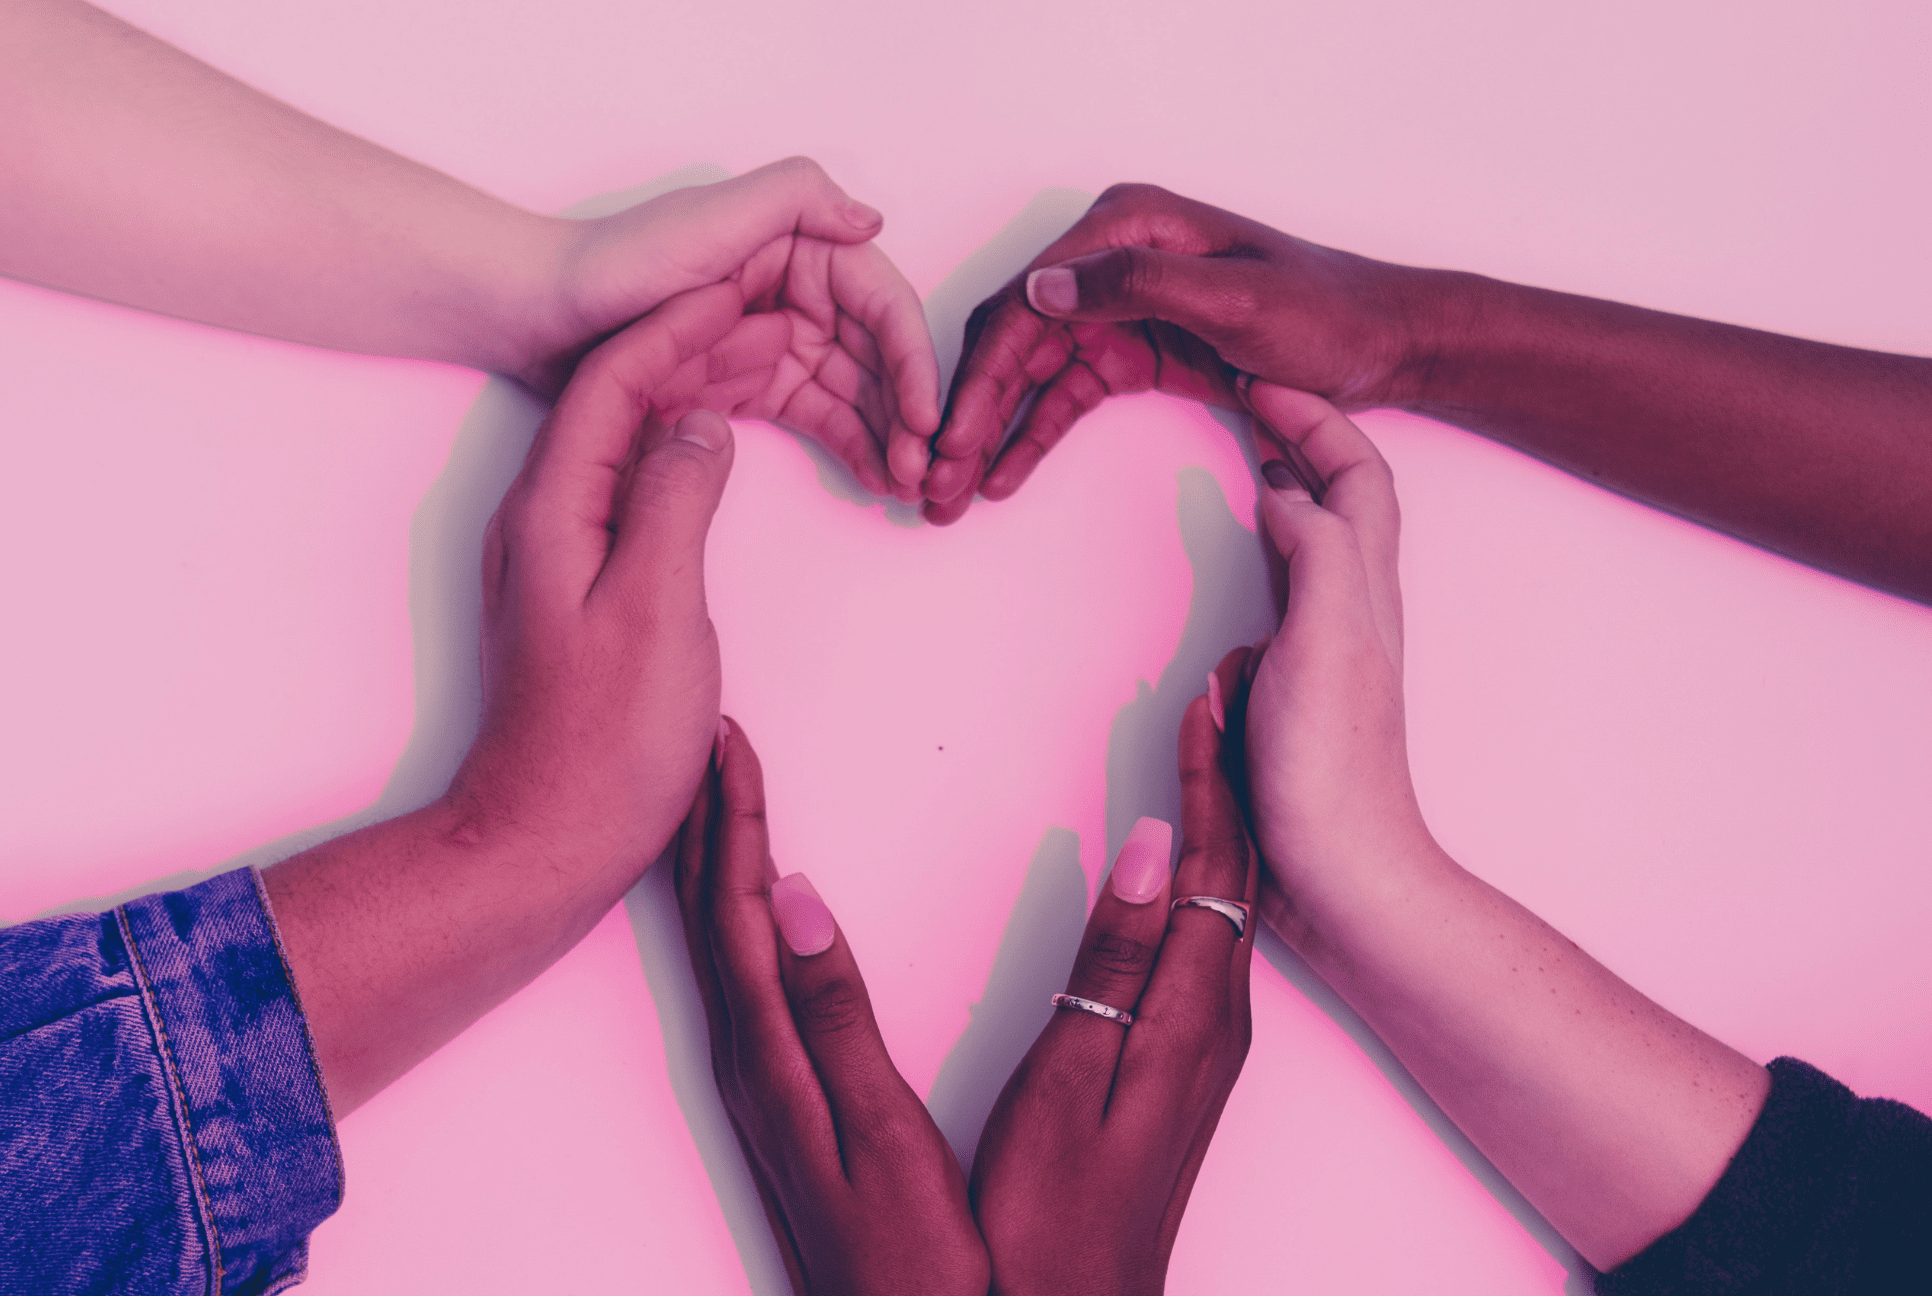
<box><xmin>4</xmin><ymin>1</ymin><xmax>1930</xmax><ymax>1291</ymax></box>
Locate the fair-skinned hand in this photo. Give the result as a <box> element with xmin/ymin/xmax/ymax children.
<box><xmin>675</xmin><ymin>719</ymin><xmax>991</xmax><ymax>1296</ymax></box>
<box><xmin>969</xmin><ymin>669</ymin><xmax>1259</xmax><ymax>1296</ymax></box>
<box><xmin>516</xmin><ymin>157</ymin><xmax>941</xmax><ymax>503</ymax></box>
<box><xmin>1234</xmin><ymin>381</ymin><xmax>1429</xmax><ymax>938</ymax></box>
<box><xmin>1225</xmin><ymin>387</ymin><xmax>1778</xmax><ymax>1272</ymax></box>
<box><xmin>924</xmin><ymin>183</ymin><xmax>1422</xmax><ymax>523</ymax></box>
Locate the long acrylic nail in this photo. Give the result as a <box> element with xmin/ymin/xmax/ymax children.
<box><xmin>1206</xmin><ymin>672</ymin><xmax>1225</xmax><ymax>733</ymax></box>
<box><xmin>770</xmin><ymin>873</ymin><xmax>836</xmax><ymax>955</ymax></box>
<box><xmin>1110</xmin><ymin>817</ymin><xmax>1174</xmax><ymax>904</ymax></box>
<box><xmin>1026</xmin><ymin>266</ymin><xmax>1079</xmax><ymax>314</ymax></box>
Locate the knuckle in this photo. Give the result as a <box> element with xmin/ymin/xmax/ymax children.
<box><xmin>791</xmin><ymin>975</ymin><xmax>869</xmax><ymax>1036</ymax></box>
<box><xmin>724</xmin><ymin>803</ymin><xmax>768</xmax><ymax>835</ymax></box>
<box><xmin>1115</xmin><ymin>245</ymin><xmax>1162</xmax><ymax>301</ymax></box>
<box><xmin>1084</xmin><ymin>931</ymin><xmax>1157</xmax><ymax>981</ymax></box>
<box><xmin>1098</xmin><ymin>181</ymin><xmax>1169</xmax><ymax>209</ymax></box>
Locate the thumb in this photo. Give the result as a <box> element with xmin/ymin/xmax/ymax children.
<box><xmin>1024</xmin><ymin>245</ymin><xmax>1256</xmax><ymax>343</ymax></box>
<box><xmin>1255</xmin><ymin>457</ymin><xmax>1375</xmax><ymax>640</ymax></box>
<box><xmin>658</xmin><ymin>157</ymin><xmax>885</xmax><ymax>277</ymax></box>
<box><xmin>599</xmin><ymin>410</ymin><xmax>735</xmax><ymax>610</ymax></box>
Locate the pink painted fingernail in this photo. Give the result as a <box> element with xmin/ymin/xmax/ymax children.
<box><xmin>770</xmin><ymin>873</ymin><xmax>836</xmax><ymax>956</ymax></box>
<box><xmin>1027</xmin><ymin>266</ymin><xmax>1078</xmax><ymax>314</ymax></box>
<box><xmin>1110</xmin><ymin>817</ymin><xmax>1174</xmax><ymax>905</ymax></box>
<box><xmin>1206</xmin><ymin>672</ymin><xmax>1225</xmax><ymax>733</ymax></box>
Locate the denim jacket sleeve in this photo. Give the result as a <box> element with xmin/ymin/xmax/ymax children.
<box><xmin>1</xmin><ymin>867</ymin><xmax>342</xmax><ymax>1296</ymax></box>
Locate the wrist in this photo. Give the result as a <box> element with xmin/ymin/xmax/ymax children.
<box><xmin>476</xmin><ymin>212</ymin><xmax>582</xmax><ymax>392</ymax></box>
<box><xmin>1375</xmin><ymin>266</ymin><xmax>1499</xmax><ymax>411</ymax></box>
<box><xmin>1257</xmin><ymin>813</ymin><xmax>1453</xmax><ymax>954</ymax></box>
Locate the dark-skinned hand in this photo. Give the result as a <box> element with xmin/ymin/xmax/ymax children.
<box><xmin>924</xmin><ymin>182</ymin><xmax>1424</xmax><ymax>523</ymax></box>
<box><xmin>969</xmin><ymin>653</ymin><xmax>1262</xmax><ymax>1295</ymax></box>
<box><xmin>674</xmin><ymin>718</ymin><xmax>991</xmax><ymax>1296</ymax></box>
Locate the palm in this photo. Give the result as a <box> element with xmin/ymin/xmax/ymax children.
<box><xmin>730</xmin><ymin>234</ymin><xmax>928</xmax><ymax>500</ymax></box>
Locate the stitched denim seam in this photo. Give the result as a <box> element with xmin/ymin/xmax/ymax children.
<box><xmin>117</xmin><ymin>903</ymin><xmax>226</xmax><ymax>1296</ymax></box>
<box><xmin>247</xmin><ymin>867</ymin><xmax>346</xmax><ymax>1216</ymax></box>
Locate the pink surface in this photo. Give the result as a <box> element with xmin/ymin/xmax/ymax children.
<box><xmin>3</xmin><ymin>1</ymin><xmax>1930</xmax><ymax>1292</ymax></box>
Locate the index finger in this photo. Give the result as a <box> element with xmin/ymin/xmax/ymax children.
<box><xmin>1114</xmin><ymin>691</ymin><xmax>1258</xmax><ymax>1111</ymax></box>
<box><xmin>827</xmin><ymin>241</ymin><xmax>942</xmax><ymax>491</ymax></box>
<box><xmin>701</xmin><ymin>719</ymin><xmax>839</xmax><ymax>1165</ymax></box>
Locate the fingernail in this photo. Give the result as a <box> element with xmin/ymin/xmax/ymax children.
<box><xmin>1110</xmin><ymin>817</ymin><xmax>1174</xmax><ymax>905</ymax></box>
<box><xmin>1026</xmin><ymin>266</ymin><xmax>1078</xmax><ymax>314</ymax></box>
<box><xmin>889</xmin><ymin>435</ymin><xmax>930</xmax><ymax>487</ymax></box>
<box><xmin>675</xmin><ymin>410</ymin><xmax>731</xmax><ymax>452</ymax></box>
<box><xmin>1236</xmin><ymin>371</ymin><xmax>1254</xmax><ymax>399</ymax></box>
<box><xmin>770</xmin><ymin>873</ymin><xmax>836</xmax><ymax>956</ymax></box>
<box><xmin>714</xmin><ymin>715</ymin><xmax>731</xmax><ymax>764</ymax></box>
<box><xmin>1261</xmin><ymin>459</ymin><xmax>1299</xmax><ymax>491</ymax></box>
<box><xmin>1206</xmin><ymin>672</ymin><xmax>1225</xmax><ymax>733</ymax></box>
<box><xmin>845</xmin><ymin>200</ymin><xmax>883</xmax><ymax>228</ymax></box>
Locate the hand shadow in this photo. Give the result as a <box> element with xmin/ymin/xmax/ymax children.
<box><xmin>914</xmin><ymin>429</ymin><xmax>1595</xmax><ymax>1292</ymax></box>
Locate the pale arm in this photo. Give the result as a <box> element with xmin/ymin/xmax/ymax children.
<box><xmin>0</xmin><ymin>0</ymin><xmax>941</xmax><ymax>491</ymax></box>
<box><xmin>1241</xmin><ymin>382</ymin><xmax>1769</xmax><ymax>1272</ymax></box>
<box><xmin>0</xmin><ymin>0</ymin><xmax>563</xmax><ymax>377</ymax></box>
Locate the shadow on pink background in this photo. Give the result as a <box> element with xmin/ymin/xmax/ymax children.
<box><xmin>2</xmin><ymin>1</ymin><xmax>1929</xmax><ymax>1292</ymax></box>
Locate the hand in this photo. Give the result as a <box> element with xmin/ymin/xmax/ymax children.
<box><xmin>970</xmin><ymin>672</ymin><xmax>1259</xmax><ymax>1296</ymax></box>
<box><xmin>448</xmin><ymin>280</ymin><xmax>782</xmax><ymax>884</ymax></box>
<box><xmin>1236</xmin><ymin>382</ymin><xmax>1428</xmax><ymax>934</ymax></box>
<box><xmin>517</xmin><ymin>157</ymin><xmax>940</xmax><ymax>503</ymax></box>
<box><xmin>675</xmin><ymin>719</ymin><xmax>990</xmax><ymax>1296</ymax></box>
<box><xmin>924</xmin><ymin>183</ymin><xmax>1425</xmax><ymax>523</ymax></box>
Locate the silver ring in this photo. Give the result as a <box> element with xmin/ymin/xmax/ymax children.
<box><xmin>1050</xmin><ymin>993</ymin><xmax>1133</xmax><ymax>1027</ymax></box>
<box><xmin>1170</xmin><ymin>895</ymin><xmax>1250</xmax><ymax>938</ymax></box>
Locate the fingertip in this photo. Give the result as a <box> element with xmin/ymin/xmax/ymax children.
<box><xmin>1026</xmin><ymin>266</ymin><xmax>1078</xmax><ymax>315</ymax></box>
<box><xmin>845</xmin><ymin>200</ymin><xmax>884</xmax><ymax>230</ymax></box>
<box><xmin>1110</xmin><ymin>816</ymin><xmax>1175</xmax><ymax>904</ymax></box>
<box><xmin>674</xmin><ymin>409</ymin><xmax>734</xmax><ymax>453</ymax></box>
<box><xmin>770</xmin><ymin>873</ymin><xmax>837</xmax><ymax>956</ymax></box>
<box><xmin>888</xmin><ymin>434</ymin><xmax>931</xmax><ymax>490</ymax></box>
<box><xmin>924</xmin><ymin>455</ymin><xmax>979</xmax><ymax>506</ymax></box>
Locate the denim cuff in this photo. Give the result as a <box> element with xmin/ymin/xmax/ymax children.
<box><xmin>118</xmin><ymin>868</ymin><xmax>343</xmax><ymax>1295</ymax></box>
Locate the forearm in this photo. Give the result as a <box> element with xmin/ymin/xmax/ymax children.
<box><xmin>1270</xmin><ymin>836</ymin><xmax>1768</xmax><ymax>1272</ymax></box>
<box><xmin>260</xmin><ymin>796</ymin><xmax>655</xmax><ymax>1118</ymax></box>
<box><xmin>1385</xmin><ymin>268</ymin><xmax>1932</xmax><ymax>603</ymax></box>
<box><xmin>0</xmin><ymin>0</ymin><xmax>567</xmax><ymax>371</ymax></box>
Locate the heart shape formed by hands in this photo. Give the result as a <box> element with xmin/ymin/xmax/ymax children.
<box><xmin>395</xmin><ymin>166</ymin><xmax>1400</xmax><ymax>1296</ymax></box>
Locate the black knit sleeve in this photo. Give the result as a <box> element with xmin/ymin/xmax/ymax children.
<box><xmin>1598</xmin><ymin>1057</ymin><xmax>1932</xmax><ymax>1295</ymax></box>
